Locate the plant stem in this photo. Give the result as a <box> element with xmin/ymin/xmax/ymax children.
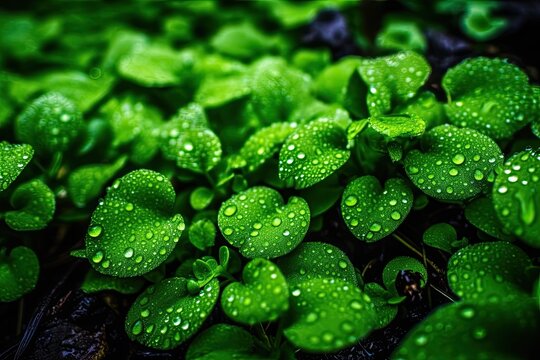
<box><xmin>255</xmin><ymin>323</ymin><xmax>272</xmax><ymax>352</ymax></box>
<box><xmin>391</xmin><ymin>233</ymin><xmax>443</xmax><ymax>274</ymax></box>
<box><xmin>430</xmin><ymin>284</ymin><xmax>457</xmax><ymax>302</ymax></box>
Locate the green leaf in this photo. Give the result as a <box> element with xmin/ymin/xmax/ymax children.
<box><xmin>447</xmin><ymin>242</ymin><xmax>531</xmax><ymax>300</ymax></box>
<box><xmin>277</xmin><ymin>242</ymin><xmax>357</xmax><ymax>287</ymax></box>
<box><xmin>211</xmin><ymin>23</ymin><xmax>273</xmax><ymax>60</ymax></box>
<box><xmin>465</xmin><ymin>197</ymin><xmax>512</xmax><ymax>241</ymax></box>
<box><xmin>341</xmin><ymin>176</ymin><xmax>413</xmax><ymax>242</ymax></box>
<box><xmin>125</xmin><ymin>277</ymin><xmax>219</xmax><ymax>349</ymax></box>
<box><xmin>283</xmin><ymin>278</ymin><xmax>377</xmax><ymax>352</ymax></box>
<box><xmin>190</xmin><ymin>187</ymin><xmax>215</xmax><ymax>211</ymax></box>
<box><xmin>218</xmin><ymin>246</ymin><xmax>230</xmax><ymax>270</ymax></box>
<box><xmin>222</xmin><ymin>258</ymin><xmax>289</xmax><ymax>324</ymax></box>
<box><xmin>195</xmin><ymin>75</ymin><xmax>251</xmax><ymax>108</ymax></box>
<box><xmin>15</xmin><ymin>92</ymin><xmax>83</xmax><ymax>154</ymax></box>
<box><xmin>314</xmin><ymin>56</ymin><xmax>362</xmax><ymax>104</ymax></box>
<box><xmin>376</xmin><ymin>19</ymin><xmax>427</xmax><ymax>53</ymax></box>
<box><xmin>189</xmin><ymin>219</ymin><xmax>216</xmax><ymax>251</ymax></box>
<box><xmin>369</xmin><ymin>113</ymin><xmax>426</xmax><ymax>139</ymax></box>
<box><xmin>5</xmin><ymin>179</ymin><xmax>55</xmax><ymax>231</ymax></box>
<box><xmin>217</xmin><ymin>186</ymin><xmax>310</xmax><ymax>258</ymax></box>
<box><xmin>492</xmin><ymin>149</ymin><xmax>540</xmax><ymax>247</ymax></box>
<box><xmin>193</xmin><ymin>259</ymin><xmax>214</xmax><ymax>281</ymax></box>
<box><xmin>443</xmin><ymin>57</ymin><xmax>538</xmax><ymax>139</ymax></box>
<box><xmin>67</xmin><ymin>157</ymin><xmax>126</xmax><ymax>207</ymax></box>
<box><xmin>298</xmin><ymin>178</ymin><xmax>343</xmax><ymax>217</ymax></box>
<box><xmin>0</xmin><ymin>141</ymin><xmax>33</xmax><ymax>192</ymax></box>
<box><xmin>81</xmin><ymin>269</ymin><xmax>145</xmax><ymax>294</ymax></box>
<box><xmin>382</xmin><ymin>256</ymin><xmax>427</xmax><ymax>295</ymax></box>
<box><xmin>394</xmin><ymin>91</ymin><xmax>445</xmax><ymax>130</ymax></box>
<box><xmin>363</xmin><ymin>283</ymin><xmax>399</xmax><ymax>329</ymax></box>
<box><xmin>0</xmin><ymin>246</ymin><xmax>39</xmax><ymax>302</ymax></box>
<box><xmin>404</xmin><ymin>125</ymin><xmax>503</xmax><ymax>201</ymax></box>
<box><xmin>461</xmin><ymin>2</ymin><xmax>507</xmax><ymax>41</ymax></box>
<box><xmin>186</xmin><ymin>324</ymin><xmax>269</xmax><ymax>360</ymax></box>
<box><xmin>85</xmin><ymin>170</ymin><xmax>185</xmax><ymax>277</ymax></box>
<box><xmin>422</xmin><ymin>223</ymin><xmax>457</xmax><ymax>253</ymax></box>
<box><xmin>279</xmin><ymin>118</ymin><xmax>350</xmax><ymax>189</ymax></box>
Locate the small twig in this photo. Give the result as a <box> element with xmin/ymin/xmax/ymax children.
<box><xmin>392</xmin><ymin>233</ymin><xmax>443</xmax><ymax>274</ymax></box>
<box><xmin>361</xmin><ymin>258</ymin><xmax>378</xmax><ymax>277</ymax></box>
<box><xmin>430</xmin><ymin>284</ymin><xmax>457</xmax><ymax>303</ymax></box>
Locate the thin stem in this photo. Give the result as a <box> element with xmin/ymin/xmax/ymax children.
<box><xmin>255</xmin><ymin>323</ymin><xmax>272</xmax><ymax>352</ymax></box>
<box><xmin>391</xmin><ymin>233</ymin><xmax>443</xmax><ymax>274</ymax></box>
<box><xmin>48</xmin><ymin>152</ymin><xmax>63</xmax><ymax>179</ymax></box>
<box><xmin>430</xmin><ymin>284</ymin><xmax>457</xmax><ymax>303</ymax></box>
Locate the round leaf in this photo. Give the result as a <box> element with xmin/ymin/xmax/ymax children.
<box><xmin>189</xmin><ymin>219</ymin><xmax>216</xmax><ymax>251</ymax></box>
<box><xmin>218</xmin><ymin>186</ymin><xmax>310</xmax><ymax>258</ymax></box>
<box><xmin>190</xmin><ymin>187</ymin><xmax>215</xmax><ymax>211</ymax></box>
<box><xmin>85</xmin><ymin>170</ymin><xmax>185</xmax><ymax>277</ymax></box>
<box><xmin>279</xmin><ymin>118</ymin><xmax>350</xmax><ymax>189</ymax></box>
<box><xmin>0</xmin><ymin>141</ymin><xmax>33</xmax><ymax>192</ymax></box>
<box><xmin>81</xmin><ymin>269</ymin><xmax>145</xmax><ymax>295</ymax></box>
<box><xmin>422</xmin><ymin>223</ymin><xmax>457</xmax><ymax>253</ymax></box>
<box><xmin>382</xmin><ymin>256</ymin><xmax>427</xmax><ymax>295</ymax></box>
<box><xmin>404</xmin><ymin>124</ymin><xmax>503</xmax><ymax>201</ymax></box>
<box><xmin>341</xmin><ymin>176</ymin><xmax>413</xmax><ymax>242</ymax></box>
<box><xmin>126</xmin><ymin>277</ymin><xmax>219</xmax><ymax>349</ymax></box>
<box><xmin>5</xmin><ymin>178</ymin><xmax>55</xmax><ymax>231</ymax></box>
<box><xmin>465</xmin><ymin>197</ymin><xmax>512</xmax><ymax>241</ymax></box>
<box><xmin>363</xmin><ymin>282</ymin><xmax>399</xmax><ymax>329</ymax></box>
<box><xmin>222</xmin><ymin>258</ymin><xmax>289</xmax><ymax>324</ymax></box>
<box><xmin>0</xmin><ymin>246</ymin><xmax>39</xmax><ymax>302</ymax></box>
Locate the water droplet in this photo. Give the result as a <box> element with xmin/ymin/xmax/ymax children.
<box><xmin>452</xmin><ymin>154</ymin><xmax>465</xmax><ymax>165</ymax></box>
<box><xmin>415</xmin><ymin>334</ymin><xmax>428</xmax><ymax>346</ymax></box>
<box><xmin>369</xmin><ymin>223</ymin><xmax>382</xmax><ymax>232</ymax></box>
<box><xmin>408</xmin><ymin>166</ymin><xmax>419</xmax><ymax>174</ymax></box>
<box><xmin>88</xmin><ymin>225</ymin><xmax>103</xmax><ymax>238</ymax></box>
<box><xmin>460</xmin><ymin>306</ymin><xmax>475</xmax><ymax>319</ymax></box>
<box><xmin>131</xmin><ymin>320</ymin><xmax>143</xmax><ymax>335</ymax></box>
<box><xmin>473</xmin><ymin>327</ymin><xmax>487</xmax><ymax>340</ymax></box>
<box><xmin>272</xmin><ymin>217</ymin><xmax>282</xmax><ymax>226</ymax></box>
<box><xmin>391</xmin><ymin>211</ymin><xmax>401</xmax><ymax>220</ymax></box>
<box><xmin>124</xmin><ymin>248</ymin><xmax>134</xmax><ymax>258</ymax></box>
<box><xmin>141</xmin><ymin>309</ymin><xmax>150</xmax><ymax>318</ymax></box>
<box><xmin>306</xmin><ymin>312</ymin><xmax>318</xmax><ymax>323</ymax></box>
<box><xmin>91</xmin><ymin>251</ymin><xmax>104</xmax><ymax>263</ymax></box>
<box><xmin>344</xmin><ymin>195</ymin><xmax>358</xmax><ymax>207</ymax></box>
<box><xmin>223</xmin><ymin>227</ymin><xmax>233</xmax><ymax>235</ymax></box>
<box><xmin>338</xmin><ymin>260</ymin><xmax>348</xmax><ymax>269</ymax></box>
<box><xmin>125</xmin><ymin>203</ymin><xmax>134</xmax><ymax>211</ymax></box>
<box><xmin>224</xmin><ymin>205</ymin><xmax>237</xmax><ymax>216</ymax></box>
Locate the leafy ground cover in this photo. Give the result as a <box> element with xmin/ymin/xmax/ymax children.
<box><xmin>1</xmin><ymin>1</ymin><xmax>539</xmax><ymax>359</ymax></box>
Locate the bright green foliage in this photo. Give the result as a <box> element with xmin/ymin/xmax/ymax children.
<box><xmin>0</xmin><ymin>141</ymin><xmax>33</xmax><ymax>192</ymax></box>
<box><xmin>190</xmin><ymin>187</ymin><xmax>214</xmax><ymax>211</ymax></box>
<box><xmin>189</xmin><ymin>219</ymin><xmax>216</xmax><ymax>251</ymax></box>
<box><xmin>314</xmin><ymin>57</ymin><xmax>362</xmax><ymax>105</ymax></box>
<box><xmin>368</xmin><ymin>113</ymin><xmax>426</xmax><ymax>139</ymax></box>
<box><xmin>447</xmin><ymin>242</ymin><xmax>531</xmax><ymax>300</ymax></box>
<box><xmin>283</xmin><ymin>278</ymin><xmax>377</xmax><ymax>352</ymax></box>
<box><xmin>211</xmin><ymin>23</ymin><xmax>273</xmax><ymax>60</ymax></box>
<box><xmin>195</xmin><ymin>75</ymin><xmax>251</xmax><ymax>108</ymax></box>
<box><xmin>383</xmin><ymin>256</ymin><xmax>427</xmax><ymax>295</ymax></box>
<box><xmin>125</xmin><ymin>277</ymin><xmax>219</xmax><ymax>349</ymax></box>
<box><xmin>376</xmin><ymin>19</ymin><xmax>426</xmax><ymax>53</ymax></box>
<box><xmin>117</xmin><ymin>44</ymin><xmax>194</xmax><ymax>87</ymax></box>
<box><xmin>394</xmin><ymin>91</ymin><xmax>445</xmax><ymax>130</ymax></box>
<box><xmin>218</xmin><ymin>186</ymin><xmax>310</xmax><ymax>258</ymax></box>
<box><xmin>81</xmin><ymin>269</ymin><xmax>145</xmax><ymax>295</ymax></box>
<box><xmin>279</xmin><ymin>118</ymin><xmax>350</xmax><ymax>189</ymax></box>
<box><xmin>15</xmin><ymin>92</ymin><xmax>83</xmax><ymax>154</ymax></box>
<box><xmin>187</xmin><ymin>324</ymin><xmax>268</xmax><ymax>360</ymax></box>
<box><xmin>392</xmin><ymin>295</ymin><xmax>539</xmax><ymax>360</ymax></box>
<box><xmin>222</xmin><ymin>258</ymin><xmax>288</xmax><ymax>324</ymax></box>
<box><xmin>292</xmin><ymin>49</ymin><xmax>331</xmax><ymax>77</ymax></box>
<box><xmin>404</xmin><ymin>125</ymin><xmax>503</xmax><ymax>201</ymax></box>
<box><xmin>465</xmin><ymin>197</ymin><xmax>512</xmax><ymax>241</ymax></box>
<box><xmin>461</xmin><ymin>2</ymin><xmax>507</xmax><ymax>41</ymax></box>
<box><xmin>85</xmin><ymin>170</ymin><xmax>185</xmax><ymax>277</ymax></box>
<box><xmin>67</xmin><ymin>157</ymin><xmax>126</xmax><ymax>207</ymax></box>
<box><xmin>492</xmin><ymin>149</ymin><xmax>540</xmax><ymax>247</ymax></box>
<box><xmin>443</xmin><ymin>57</ymin><xmax>538</xmax><ymax>139</ymax></box>
<box><xmin>341</xmin><ymin>176</ymin><xmax>413</xmax><ymax>242</ymax></box>
<box><xmin>277</xmin><ymin>242</ymin><xmax>357</xmax><ymax>287</ymax></box>
<box><xmin>364</xmin><ymin>283</ymin><xmax>399</xmax><ymax>329</ymax></box>
<box><xmin>422</xmin><ymin>223</ymin><xmax>457</xmax><ymax>253</ymax></box>
<box><xmin>298</xmin><ymin>178</ymin><xmax>343</xmax><ymax>217</ymax></box>
<box><xmin>4</xmin><ymin>179</ymin><xmax>55</xmax><ymax>231</ymax></box>
<box><xmin>238</xmin><ymin>122</ymin><xmax>297</xmax><ymax>172</ymax></box>
<box><xmin>0</xmin><ymin>246</ymin><xmax>39</xmax><ymax>302</ymax></box>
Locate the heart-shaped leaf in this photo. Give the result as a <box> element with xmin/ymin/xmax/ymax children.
<box><xmin>221</xmin><ymin>258</ymin><xmax>289</xmax><ymax>324</ymax></box>
<box><xmin>314</xmin><ymin>56</ymin><xmax>362</xmax><ymax>105</ymax></box>
<box><xmin>4</xmin><ymin>179</ymin><xmax>55</xmax><ymax>231</ymax></box>
<box><xmin>382</xmin><ymin>256</ymin><xmax>427</xmax><ymax>295</ymax></box>
<box><xmin>492</xmin><ymin>149</ymin><xmax>540</xmax><ymax>247</ymax></box>
<box><xmin>277</xmin><ymin>242</ymin><xmax>357</xmax><ymax>287</ymax></box>
<box><xmin>368</xmin><ymin>113</ymin><xmax>426</xmax><ymax>139</ymax></box>
<box><xmin>218</xmin><ymin>186</ymin><xmax>310</xmax><ymax>258</ymax></box>
<box><xmin>0</xmin><ymin>141</ymin><xmax>33</xmax><ymax>192</ymax></box>
<box><xmin>443</xmin><ymin>57</ymin><xmax>538</xmax><ymax>139</ymax></box>
<box><xmin>283</xmin><ymin>278</ymin><xmax>377</xmax><ymax>352</ymax></box>
<box><xmin>189</xmin><ymin>219</ymin><xmax>216</xmax><ymax>251</ymax></box>
<box><xmin>16</xmin><ymin>92</ymin><xmax>83</xmax><ymax>155</ymax></box>
<box><xmin>85</xmin><ymin>169</ymin><xmax>185</xmax><ymax>277</ymax></box>
<box><xmin>126</xmin><ymin>277</ymin><xmax>219</xmax><ymax>350</ymax></box>
<box><xmin>363</xmin><ymin>282</ymin><xmax>399</xmax><ymax>329</ymax></box>
<box><xmin>447</xmin><ymin>242</ymin><xmax>531</xmax><ymax>300</ymax></box>
<box><xmin>465</xmin><ymin>197</ymin><xmax>512</xmax><ymax>241</ymax></box>
<box><xmin>81</xmin><ymin>269</ymin><xmax>145</xmax><ymax>295</ymax></box>
<box><xmin>341</xmin><ymin>176</ymin><xmax>413</xmax><ymax>242</ymax></box>
<box><xmin>404</xmin><ymin>124</ymin><xmax>503</xmax><ymax>201</ymax></box>
<box><xmin>422</xmin><ymin>223</ymin><xmax>457</xmax><ymax>253</ymax></box>
<box><xmin>0</xmin><ymin>246</ymin><xmax>39</xmax><ymax>302</ymax></box>
<box><xmin>279</xmin><ymin>118</ymin><xmax>350</xmax><ymax>189</ymax></box>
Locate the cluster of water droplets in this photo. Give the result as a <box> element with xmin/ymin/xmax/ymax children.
<box><xmin>0</xmin><ymin>142</ymin><xmax>33</xmax><ymax>191</ymax></box>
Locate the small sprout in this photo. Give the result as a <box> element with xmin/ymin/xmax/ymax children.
<box><xmin>190</xmin><ymin>187</ymin><xmax>215</xmax><ymax>211</ymax></box>
<box><xmin>283</xmin><ymin>278</ymin><xmax>377</xmax><ymax>352</ymax></box>
<box><xmin>492</xmin><ymin>149</ymin><xmax>540</xmax><ymax>248</ymax></box>
<box><xmin>16</xmin><ymin>92</ymin><xmax>83</xmax><ymax>155</ymax></box>
<box><xmin>363</xmin><ymin>283</ymin><xmax>399</xmax><ymax>329</ymax></box>
<box><xmin>279</xmin><ymin>118</ymin><xmax>350</xmax><ymax>189</ymax></box>
<box><xmin>221</xmin><ymin>258</ymin><xmax>288</xmax><ymax>324</ymax></box>
<box><xmin>0</xmin><ymin>141</ymin><xmax>33</xmax><ymax>192</ymax></box>
<box><xmin>382</xmin><ymin>256</ymin><xmax>427</xmax><ymax>296</ymax></box>
<box><xmin>218</xmin><ymin>186</ymin><xmax>310</xmax><ymax>258</ymax></box>
<box><xmin>341</xmin><ymin>176</ymin><xmax>413</xmax><ymax>242</ymax></box>
<box><xmin>85</xmin><ymin>169</ymin><xmax>185</xmax><ymax>277</ymax></box>
<box><xmin>193</xmin><ymin>259</ymin><xmax>214</xmax><ymax>281</ymax></box>
<box><xmin>125</xmin><ymin>277</ymin><xmax>219</xmax><ymax>350</ymax></box>
<box><xmin>404</xmin><ymin>124</ymin><xmax>503</xmax><ymax>201</ymax></box>
<box><xmin>447</xmin><ymin>242</ymin><xmax>531</xmax><ymax>300</ymax></box>
<box><xmin>4</xmin><ymin>178</ymin><xmax>55</xmax><ymax>231</ymax></box>
<box><xmin>376</xmin><ymin>19</ymin><xmax>427</xmax><ymax>53</ymax></box>
<box><xmin>443</xmin><ymin>57</ymin><xmax>538</xmax><ymax>139</ymax></box>
<box><xmin>81</xmin><ymin>268</ymin><xmax>145</xmax><ymax>295</ymax></box>
<box><xmin>465</xmin><ymin>197</ymin><xmax>513</xmax><ymax>241</ymax></box>
<box><xmin>189</xmin><ymin>219</ymin><xmax>216</xmax><ymax>251</ymax></box>
<box><xmin>0</xmin><ymin>246</ymin><xmax>39</xmax><ymax>302</ymax></box>
<box><xmin>423</xmin><ymin>223</ymin><xmax>458</xmax><ymax>253</ymax></box>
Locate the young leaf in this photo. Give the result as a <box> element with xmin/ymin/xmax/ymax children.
<box><xmin>279</xmin><ymin>118</ymin><xmax>350</xmax><ymax>189</ymax></box>
<box><xmin>189</xmin><ymin>219</ymin><xmax>216</xmax><ymax>251</ymax></box>
<box><xmin>443</xmin><ymin>57</ymin><xmax>538</xmax><ymax>139</ymax></box>
<box><xmin>218</xmin><ymin>246</ymin><xmax>230</xmax><ymax>270</ymax></box>
<box><xmin>492</xmin><ymin>149</ymin><xmax>540</xmax><ymax>248</ymax></box>
<box><xmin>314</xmin><ymin>56</ymin><xmax>362</xmax><ymax>105</ymax></box>
<box><xmin>341</xmin><ymin>176</ymin><xmax>413</xmax><ymax>242</ymax></box>
<box><xmin>465</xmin><ymin>197</ymin><xmax>512</xmax><ymax>241</ymax></box>
<box><xmin>422</xmin><ymin>223</ymin><xmax>457</xmax><ymax>253</ymax></box>
<box><xmin>81</xmin><ymin>269</ymin><xmax>145</xmax><ymax>295</ymax></box>
<box><xmin>0</xmin><ymin>141</ymin><xmax>33</xmax><ymax>192</ymax></box>
<box><xmin>376</xmin><ymin>19</ymin><xmax>426</xmax><ymax>53</ymax></box>
<box><xmin>0</xmin><ymin>246</ymin><xmax>39</xmax><ymax>302</ymax></box>
<box><xmin>404</xmin><ymin>124</ymin><xmax>503</xmax><ymax>201</ymax></box>
<box><xmin>283</xmin><ymin>278</ymin><xmax>377</xmax><ymax>352</ymax></box>
<box><xmin>190</xmin><ymin>187</ymin><xmax>214</xmax><ymax>211</ymax></box>
<box><xmin>217</xmin><ymin>186</ymin><xmax>310</xmax><ymax>258</ymax></box>
<box><xmin>461</xmin><ymin>2</ymin><xmax>507</xmax><ymax>41</ymax></box>
<box><xmin>85</xmin><ymin>170</ymin><xmax>185</xmax><ymax>277</ymax></box>
<box><xmin>193</xmin><ymin>259</ymin><xmax>214</xmax><ymax>281</ymax></box>
<box><xmin>15</xmin><ymin>92</ymin><xmax>83</xmax><ymax>154</ymax></box>
<box><xmin>368</xmin><ymin>113</ymin><xmax>426</xmax><ymax>139</ymax></box>
<box><xmin>5</xmin><ymin>179</ymin><xmax>55</xmax><ymax>231</ymax></box>
<box><xmin>382</xmin><ymin>256</ymin><xmax>427</xmax><ymax>295</ymax></box>
<box><xmin>195</xmin><ymin>75</ymin><xmax>251</xmax><ymax>108</ymax></box>
<box><xmin>363</xmin><ymin>283</ymin><xmax>399</xmax><ymax>329</ymax></box>
<box><xmin>211</xmin><ymin>23</ymin><xmax>273</xmax><ymax>61</ymax></box>
<box><xmin>221</xmin><ymin>258</ymin><xmax>289</xmax><ymax>324</ymax></box>
<box><xmin>125</xmin><ymin>277</ymin><xmax>219</xmax><ymax>350</ymax></box>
